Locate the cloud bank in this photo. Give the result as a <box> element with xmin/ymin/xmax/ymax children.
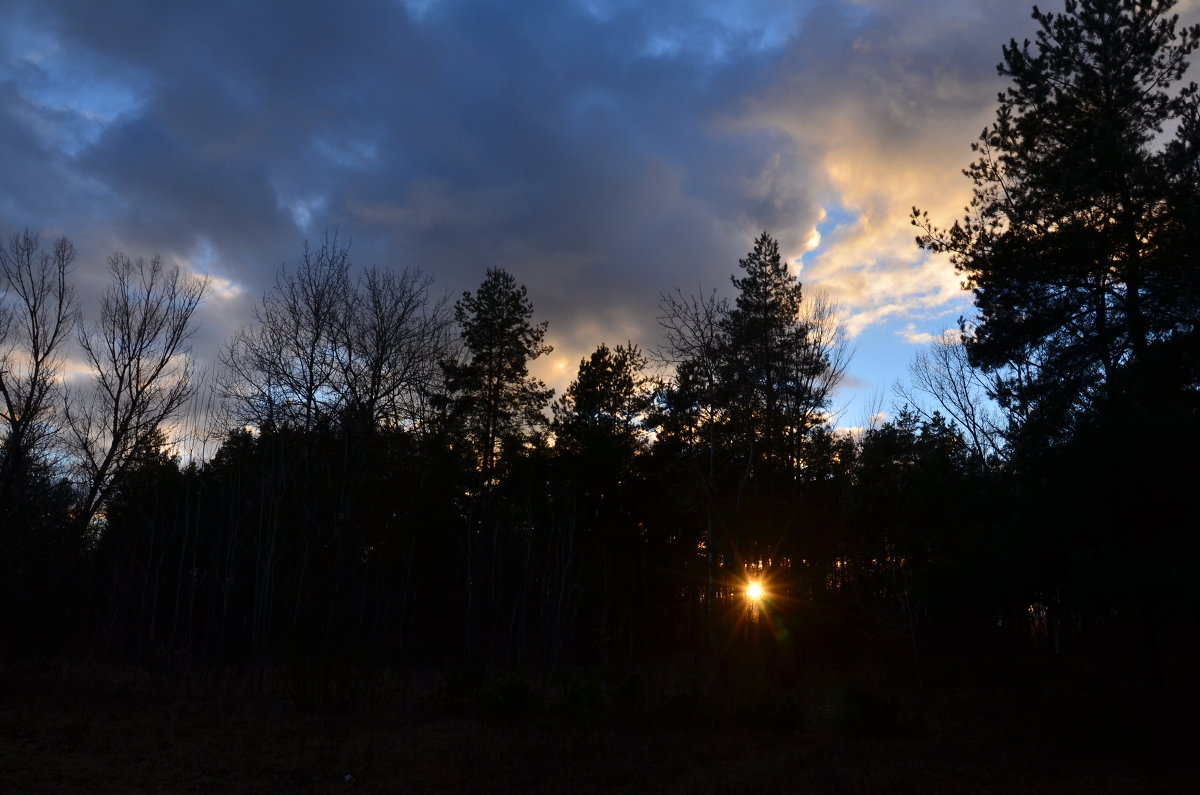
<box><xmin>6</xmin><ymin>0</ymin><xmax>1164</xmax><ymax>414</ymax></box>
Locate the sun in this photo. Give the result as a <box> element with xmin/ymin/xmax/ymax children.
<box><xmin>746</xmin><ymin>580</ymin><xmax>764</xmax><ymax>601</ymax></box>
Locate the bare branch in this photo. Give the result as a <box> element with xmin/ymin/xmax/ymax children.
<box><xmin>895</xmin><ymin>331</ymin><xmax>1005</xmax><ymax>464</ymax></box>
<box><xmin>67</xmin><ymin>252</ymin><xmax>206</xmax><ymax>529</ymax></box>
<box><xmin>0</xmin><ymin>229</ymin><xmax>77</xmax><ymax>517</ymax></box>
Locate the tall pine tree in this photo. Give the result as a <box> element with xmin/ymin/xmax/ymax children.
<box><xmin>442</xmin><ymin>268</ymin><xmax>553</xmax><ymax>477</ymax></box>
<box><xmin>723</xmin><ymin>232</ymin><xmax>831</xmax><ymax>476</ymax></box>
<box><xmin>914</xmin><ymin>0</ymin><xmax>1200</xmax><ymax>444</ymax></box>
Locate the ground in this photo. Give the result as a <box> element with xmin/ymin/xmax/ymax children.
<box><xmin>1</xmin><ymin>657</ymin><xmax>1195</xmax><ymax>792</ymax></box>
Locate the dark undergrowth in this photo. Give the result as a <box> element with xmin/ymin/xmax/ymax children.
<box><xmin>1</xmin><ymin>654</ymin><xmax>1196</xmax><ymax>793</ymax></box>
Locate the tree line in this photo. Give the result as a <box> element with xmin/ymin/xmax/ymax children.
<box><xmin>2</xmin><ymin>0</ymin><xmax>1197</xmax><ymax>682</ymax></box>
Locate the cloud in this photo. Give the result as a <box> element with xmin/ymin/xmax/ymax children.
<box><xmin>896</xmin><ymin>323</ymin><xmax>959</xmax><ymax>346</ymax></box>
<box><xmin>731</xmin><ymin>1</ymin><xmax>1041</xmax><ymax>333</ymax></box>
<box><xmin>8</xmin><ymin>0</ymin><xmax>1189</xmax><ymax>413</ymax></box>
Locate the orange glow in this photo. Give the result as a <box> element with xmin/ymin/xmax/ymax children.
<box><xmin>746</xmin><ymin>580</ymin><xmax>764</xmax><ymax>601</ymax></box>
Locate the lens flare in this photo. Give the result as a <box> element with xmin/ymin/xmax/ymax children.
<box><xmin>746</xmin><ymin>580</ymin><xmax>764</xmax><ymax>601</ymax></box>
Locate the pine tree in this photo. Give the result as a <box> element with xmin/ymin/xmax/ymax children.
<box><xmin>914</xmin><ymin>0</ymin><xmax>1200</xmax><ymax>444</ymax></box>
<box><xmin>552</xmin><ymin>342</ymin><xmax>652</xmax><ymax>461</ymax></box>
<box><xmin>723</xmin><ymin>232</ymin><xmax>838</xmax><ymax>477</ymax></box>
<box><xmin>913</xmin><ymin>0</ymin><xmax>1200</xmax><ymax>683</ymax></box>
<box><xmin>442</xmin><ymin>268</ymin><xmax>553</xmax><ymax>476</ymax></box>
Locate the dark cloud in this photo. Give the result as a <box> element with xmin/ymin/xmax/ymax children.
<box><xmin>9</xmin><ymin>0</ymin><xmax>1177</xmax><ymax>414</ymax></box>
<box><xmin>4</xmin><ymin>1</ymin><xmax>816</xmax><ymax>350</ymax></box>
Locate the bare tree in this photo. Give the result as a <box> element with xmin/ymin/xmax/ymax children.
<box><xmin>789</xmin><ymin>289</ymin><xmax>851</xmax><ymax>458</ymax></box>
<box><xmin>222</xmin><ymin>235</ymin><xmax>349</xmax><ymax>431</ymax></box>
<box><xmin>654</xmin><ymin>287</ymin><xmax>729</xmax><ymax>446</ymax></box>
<box><xmin>654</xmin><ymin>287</ymin><xmax>729</xmax><ymax>652</ymax></box>
<box><xmin>223</xmin><ymin>236</ymin><xmax>452</xmax><ymax>435</ymax></box>
<box><xmin>895</xmin><ymin>330</ymin><xmax>1005</xmax><ymax>464</ymax></box>
<box><xmin>0</xmin><ymin>230</ymin><xmax>77</xmax><ymax>520</ymax></box>
<box><xmin>67</xmin><ymin>253</ymin><xmax>206</xmax><ymax>531</ymax></box>
<box><xmin>333</xmin><ymin>265</ymin><xmax>453</xmax><ymax>433</ymax></box>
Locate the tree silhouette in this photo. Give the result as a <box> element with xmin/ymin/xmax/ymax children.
<box><xmin>722</xmin><ymin>233</ymin><xmax>846</xmax><ymax>556</ymax></box>
<box><xmin>724</xmin><ymin>232</ymin><xmax>820</xmax><ymax>474</ymax></box>
<box><xmin>552</xmin><ymin>342</ymin><xmax>652</xmax><ymax>461</ymax></box>
<box><xmin>334</xmin><ymin>265</ymin><xmax>453</xmax><ymax>434</ymax></box>
<box><xmin>225</xmin><ymin>234</ymin><xmax>453</xmax><ymax>436</ymax></box>
<box><xmin>223</xmin><ymin>234</ymin><xmax>351</xmax><ymax>431</ymax></box>
<box><xmin>913</xmin><ymin>0</ymin><xmax>1200</xmax><ymax>444</ymax></box>
<box><xmin>67</xmin><ymin>252</ymin><xmax>206</xmax><ymax>533</ymax></box>
<box><xmin>895</xmin><ymin>331</ymin><xmax>1004</xmax><ymax>467</ymax></box>
<box><xmin>437</xmin><ymin>268</ymin><xmax>553</xmax><ymax>662</ymax></box>
<box><xmin>441</xmin><ymin>267</ymin><xmax>553</xmax><ymax>477</ymax></box>
<box><xmin>654</xmin><ymin>286</ymin><xmax>729</xmax><ymax>647</ymax></box>
<box><xmin>913</xmin><ymin>0</ymin><xmax>1200</xmax><ymax>681</ymax></box>
<box><xmin>0</xmin><ymin>231</ymin><xmax>78</xmax><ymax>656</ymax></box>
<box><xmin>0</xmin><ymin>231</ymin><xmax>76</xmax><ymax>533</ymax></box>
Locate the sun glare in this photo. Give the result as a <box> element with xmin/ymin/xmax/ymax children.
<box><xmin>746</xmin><ymin>580</ymin><xmax>764</xmax><ymax>601</ymax></box>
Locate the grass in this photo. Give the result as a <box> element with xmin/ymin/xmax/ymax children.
<box><xmin>1</xmin><ymin>656</ymin><xmax>1196</xmax><ymax>792</ymax></box>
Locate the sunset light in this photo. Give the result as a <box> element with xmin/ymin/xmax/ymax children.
<box><xmin>3</xmin><ymin>0</ymin><xmax>1197</xmax><ymax>789</ymax></box>
<box><xmin>746</xmin><ymin>580</ymin><xmax>764</xmax><ymax>602</ymax></box>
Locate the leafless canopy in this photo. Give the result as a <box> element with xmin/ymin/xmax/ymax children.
<box><xmin>67</xmin><ymin>253</ymin><xmax>206</xmax><ymax>528</ymax></box>
<box><xmin>0</xmin><ymin>230</ymin><xmax>77</xmax><ymax>501</ymax></box>
<box><xmin>335</xmin><ymin>265</ymin><xmax>453</xmax><ymax>432</ymax></box>
<box><xmin>894</xmin><ymin>330</ymin><xmax>1005</xmax><ymax>463</ymax></box>
<box><xmin>793</xmin><ymin>289</ymin><xmax>851</xmax><ymax>430</ymax></box>
<box><xmin>223</xmin><ymin>236</ymin><xmax>351</xmax><ymax>432</ymax></box>
<box><xmin>222</xmin><ymin>235</ymin><xmax>453</xmax><ymax>434</ymax></box>
<box><xmin>655</xmin><ymin>287</ymin><xmax>729</xmax><ymax>386</ymax></box>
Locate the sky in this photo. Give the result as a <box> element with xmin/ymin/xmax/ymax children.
<box><xmin>4</xmin><ymin>0</ymin><xmax>1196</xmax><ymax>433</ymax></box>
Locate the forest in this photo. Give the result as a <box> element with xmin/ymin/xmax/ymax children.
<box><xmin>2</xmin><ymin>0</ymin><xmax>1198</xmax><ymax>790</ymax></box>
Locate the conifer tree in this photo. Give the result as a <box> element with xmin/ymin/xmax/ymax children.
<box><xmin>914</xmin><ymin>0</ymin><xmax>1200</xmax><ymax>442</ymax></box>
<box><xmin>442</xmin><ymin>268</ymin><xmax>553</xmax><ymax>476</ymax></box>
<box><xmin>723</xmin><ymin>232</ymin><xmax>831</xmax><ymax>474</ymax></box>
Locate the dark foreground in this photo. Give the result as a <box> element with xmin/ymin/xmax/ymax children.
<box><xmin>2</xmin><ymin>657</ymin><xmax>1195</xmax><ymax>793</ymax></box>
